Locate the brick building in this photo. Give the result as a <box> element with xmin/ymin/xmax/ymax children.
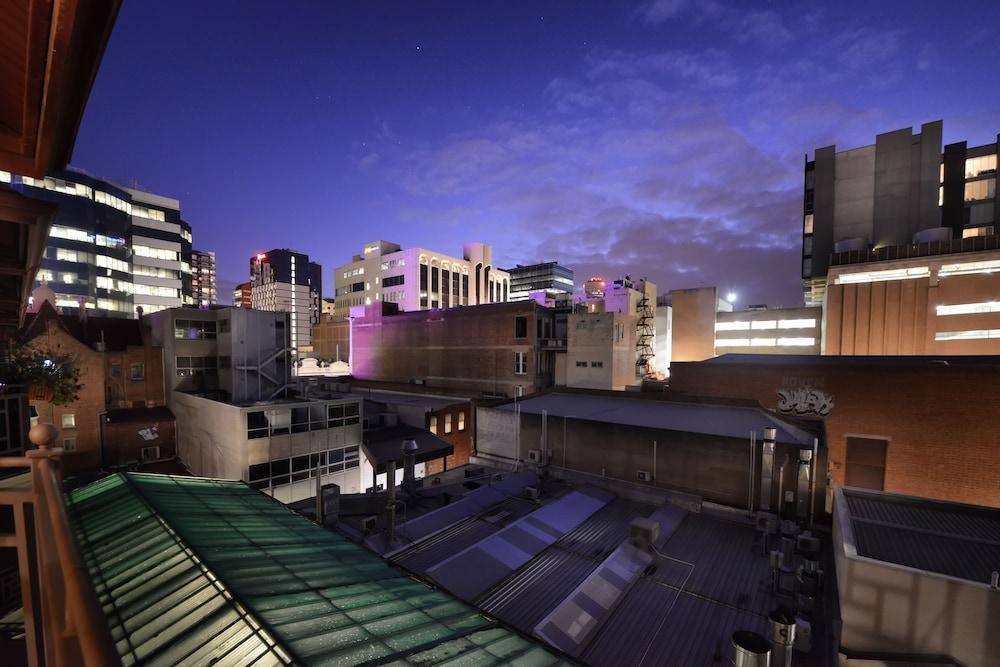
<box><xmin>349</xmin><ymin>301</ymin><xmax>557</xmax><ymax>398</ymax></box>
<box><xmin>19</xmin><ymin>299</ymin><xmax>175</xmax><ymax>472</ymax></box>
<box><xmin>668</xmin><ymin>354</ymin><xmax>1000</xmax><ymax>508</ymax></box>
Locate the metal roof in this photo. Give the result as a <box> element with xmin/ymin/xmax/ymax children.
<box><xmin>495</xmin><ymin>393</ymin><xmax>815</xmax><ymax>446</ymax></box>
<box><xmin>843</xmin><ymin>487</ymin><xmax>1000</xmax><ymax>585</ymax></box>
<box><xmin>67</xmin><ymin>473</ymin><xmax>571</xmax><ymax>666</ymax></box>
<box><xmin>704</xmin><ymin>353</ymin><xmax>1000</xmax><ymax>367</ymax></box>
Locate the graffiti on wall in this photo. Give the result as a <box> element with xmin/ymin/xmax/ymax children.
<box><xmin>776</xmin><ymin>387</ymin><xmax>834</xmax><ymax>416</ymax></box>
<box><xmin>138</xmin><ymin>425</ymin><xmax>160</xmax><ymax>442</ymax></box>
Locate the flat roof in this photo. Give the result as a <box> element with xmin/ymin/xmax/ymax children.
<box><xmin>362</xmin><ymin>424</ymin><xmax>454</xmax><ymax>471</ymax></box>
<box><xmin>494</xmin><ymin>392</ymin><xmax>816</xmax><ymax>447</ymax></box>
<box><xmin>68</xmin><ymin>473</ymin><xmax>570</xmax><ymax>666</ymax></box>
<box><xmin>352</xmin><ymin>387</ymin><xmax>469</xmax><ymax>411</ymax></box>
<box><xmin>840</xmin><ymin>487</ymin><xmax>1000</xmax><ymax>586</ymax></box>
<box><xmin>702</xmin><ymin>354</ymin><xmax>1000</xmax><ymax>367</ymax></box>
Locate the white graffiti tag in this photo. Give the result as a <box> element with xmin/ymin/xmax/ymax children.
<box><xmin>776</xmin><ymin>387</ymin><xmax>834</xmax><ymax>416</ymax></box>
<box><xmin>138</xmin><ymin>425</ymin><xmax>159</xmax><ymax>442</ymax></box>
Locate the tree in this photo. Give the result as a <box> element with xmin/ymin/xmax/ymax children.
<box><xmin>0</xmin><ymin>346</ymin><xmax>82</xmax><ymax>405</ymax></box>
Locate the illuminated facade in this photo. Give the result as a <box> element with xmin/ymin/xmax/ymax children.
<box><xmin>505</xmin><ymin>262</ymin><xmax>574</xmax><ymax>301</ymax></box>
<box><xmin>14</xmin><ymin>168</ymin><xmax>193</xmax><ymax>317</ymax></box>
<box><xmin>249</xmin><ymin>249</ymin><xmax>322</xmax><ymax>351</ymax></box>
<box><xmin>191</xmin><ymin>249</ymin><xmax>217</xmax><ymax>306</ymax></box>
<box><xmin>802</xmin><ymin>120</ymin><xmax>999</xmax><ymax>306</ymax></box>
<box><xmin>332</xmin><ymin>240</ymin><xmax>510</xmax><ymax>319</ymax></box>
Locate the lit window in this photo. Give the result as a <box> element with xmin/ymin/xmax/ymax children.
<box><xmin>964</xmin><ymin>178</ymin><xmax>996</xmax><ymax>202</ymax></box>
<box><xmin>715</xmin><ymin>338</ymin><xmax>751</xmax><ymax>347</ymax></box>
<box><xmin>750</xmin><ymin>338</ymin><xmax>776</xmax><ymax>347</ymax></box>
<box><xmin>778</xmin><ymin>319</ymin><xmax>816</xmax><ymax>329</ymax></box>
<box><xmin>96</xmin><ymin>255</ymin><xmax>129</xmax><ymax>273</ymax></box>
<box><xmin>61</xmin><ymin>273</ymin><xmax>76</xmax><ymax>284</ymax></box>
<box><xmin>49</xmin><ymin>225</ymin><xmax>92</xmax><ymax>243</ymax></box>
<box><xmin>458</xmin><ymin>411</ymin><xmax>466</xmax><ymax>431</ymax></box>
<box><xmin>61</xmin><ymin>414</ymin><xmax>76</xmax><ymax>429</ymax></box>
<box><xmin>56</xmin><ymin>249</ymin><xmax>80</xmax><ymax>263</ymax></box>
<box><xmin>939</xmin><ymin>259</ymin><xmax>1000</xmax><ymax>277</ymax></box>
<box><xmin>131</xmin><ymin>205</ymin><xmax>166</xmax><ymax>222</ymax></box>
<box><xmin>803</xmin><ymin>214</ymin><xmax>814</xmax><ymax>234</ymax></box>
<box><xmin>715</xmin><ymin>321</ymin><xmax>750</xmax><ymax>331</ymax></box>
<box><xmin>936</xmin><ymin>302</ymin><xmax>1000</xmax><ymax>316</ymax></box>
<box><xmin>965</xmin><ymin>154</ymin><xmax>997</xmax><ymax>178</ymax></box>
<box><xmin>95</xmin><ymin>190</ymin><xmax>131</xmax><ymax>214</ymax></box>
<box><xmin>0</xmin><ymin>170</ymin><xmax>10</xmax><ymax>183</ymax></box>
<box><xmin>836</xmin><ymin>267</ymin><xmax>930</xmax><ymax>284</ymax></box>
<box><xmin>445</xmin><ymin>413</ymin><xmax>453</xmax><ymax>434</ymax></box>
<box><xmin>751</xmin><ymin>320</ymin><xmax>777</xmax><ymax>330</ymax></box>
<box><xmin>130</xmin><ymin>363</ymin><xmax>145</xmax><ymax>381</ymax></box>
<box><xmin>429</xmin><ymin>416</ymin><xmax>437</xmax><ymax>434</ymax></box>
<box><xmin>133</xmin><ymin>245</ymin><xmax>179</xmax><ymax>261</ymax></box>
<box><xmin>963</xmin><ymin>224</ymin><xmax>994</xmax><ymax>238</ymax></box>
<box><xmin>777</xmin><ymin>337</ymin><xmax>815</xmax><ymax>346</ymax></box>
<box><xmin>514</xmin><ymin>351</ymin><xmax>527</xmax><ymax>375</ymax></box>
<box><xmin>935</xmin><ymin>329</ymin><xmax>1000</xmax><ymax>341</ymax></box>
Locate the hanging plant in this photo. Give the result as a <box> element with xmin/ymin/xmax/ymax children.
<box><xmin>0</xmin><ymin>346</ymin><xmax>82</xmax><ymax>406</ymax></box>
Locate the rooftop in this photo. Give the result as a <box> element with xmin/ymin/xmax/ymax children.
<box><xmin>839</xmin><ymin>486</ymin><xmax>1000</xmax><ymax>586</ymax></box>
<box><xmin>67</xmin><ymin>473</ymin><xmax>571</xmax><ymax>666</ymax></box>
<box><xmin>494</xmin><ymin>392</ymin><xmax>817</xmax><ymax>447</ymax></box>
<box><xmin>701</xmin><ymin>354</ymin><xmax>1000</xmax><ymax>368</ymax></box>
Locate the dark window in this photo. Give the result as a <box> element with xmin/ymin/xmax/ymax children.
<box><xmin>110</xmin><ymin>364</ymin><xmax>121</xmax><ymax>379</ymax></box>
<box><xmin>442</xmin><ymin>269</ymin><xmax>450</xmax><ymax>306</ymax></box>
<box><xmin>219</xmin><ymin>319</ymin><xmax>230</xmax><ymax>333</ymax></box>
<box><xmin>845</xmin><ymin>437</ymin><xmax>887</xmax><ymax>490</ymax></box>
<box><xmin>249</xmin><ymin>463</ymin><xmax>269</xmax><ymax>481</ymax></box>
<box><xmin>345</xmin><ymin>403</ymin><xmax>359</xmax><ymax>416</ymax></box>
<box><xmin>453</xmin><ymin>272</ymin><xmax>460</xmax><ymax>301</ymax></box>
<box><xmin>462</xmin><ymin>273</ymin><xmax>469</xmax><ymax>300</ymax></box>
<box><xmin>271</xmin><ymin>459</ymin><xmax>290</xmax><ymax>476</ymax></box>
<box><xmin>383</xmin><ymin>274</ymin><xmax>404</xmax><ymax>287</ymax></box>
<box><xmin>515</xmin><ymin>316</ymin><xmax>528</xmax><ymax>339</ymax></box>
<box><xmin>503</xmin><ymin>281</ymin><xmax>507</xmax><ymax>301</ymax></box>
<box><xmin>475</xmin><ymin>264</ymin><xmax>482</xmax><ymax>302</ymax></box>
<box><xmin>420</xmin><ymin>264</ymin><xmax>428</xmax><ymax>289</ymax></box>
<box><xmin>292</xmin><ymin>455</ymin><xmax>310</xmax><ymax>472</ymax></box>
<box><xmin>130</xmin><ymin>363</ymin><xmax>144</xmax><ymax>381</ymax></box>
<box><xmin>247</xmin><ymin>411</ymin><xmax>269</xmax><ymax>439</ymax></box>
<box><xmin>329</xmin><ymin>449</ymin><xmax>344</xmax><ymax>464</ymax></box>
<box><xmin>431</xmin><ymin>266</ymin><xmax>439</xmax><ymax>293</ymax></box>
<box><xmin>351</xmin><ymin>281</ymin><xmax>365</xmax><ymax>292</ymax></box>
<box><xmin>173</xmin><ymin>319</ymin><xmax>216</xmax><ymax>340</ymax></box>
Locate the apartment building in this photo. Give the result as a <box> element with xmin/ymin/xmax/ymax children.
<box><xmin>232</xmin><ymin>280</ymin><xmax>251</xmax><ymax>307</ymax></box>
<box><xmin>250</xmin><ymin>249</ymin><xmax>322</xmax><ymax>351</ymax></box>
<box><xmin>332</xmin><ymin>240</ymin><xmax>510</xmax><ymax>318</ymax></box>
<box><xmin>505</xmin><ymin>261</ymin><xmax>574</xmax><ymax>301</ymax></box>
<box><xmin>802</xmin><ymin>120</ymin><xmax>998</xmax><ymax>306</ymax></box>
<box><xmin>9</xmin><ymin>168</ymin><xmax>194</xmax><ymax>317</ymax></box>
<box><xmin>191</xmin><ymin>249</ymin><xmax>217</xmax><ymax>306</ymax></box>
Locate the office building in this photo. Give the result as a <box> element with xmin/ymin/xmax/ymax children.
<box><xmin>191</xmin><ymin>249</ymin><xmax>217</xmax><ymax>306</ymax></box>
<box><xmin>8</xmin><ymin>168</ymin><xmax>194</xmax><ymax>317</ymax></box>
<box><xmin>332</xmin><ymin>240</ymin><xmax>510</xmax><ymax>318</ymax></box>
<box><xmin>250</xmin><ymin>249</ymin><xmax>322</xmax><ymax>351</ymax></box>
<box><xmin>505</xmin><ymin>261</ymin><xmax>574</xmax><ymax>301</ymax></box>
<box><xmin>232</xmin><ymin>280</ymin><xmax>251</xmax><ymax>307</ymax></box>
<box><xmin>802</xmin><ymin>120</ymin><xmax>998</xmax><ymax>306</ymax></box>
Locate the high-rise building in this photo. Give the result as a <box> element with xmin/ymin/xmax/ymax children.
<box><xmin>333</xmin><ymin>240</ymin><xmax>510</xmax><ymax>319</ymax></box>
<box><xmin>802</xmin><ymin>120</ymin><xmax>998</xmax><ymax>305</ymax></box>
<box><xmin>10</xmin><ymin>168</ymin><xmax>193</xmax><ymax>317</ymax></box>
<box><xmin>233</xmin><ymin>281</ymin><xmax>251</xmax><ymax>307</ymax></box>
<box><xmin>505</xmin><ymin>262</ymin><xmax>574</xmax><ymax>301</ymax></box>
<box><xmin>250</xmin><ymin>249</ymin><xmax>321</xmax><ymax>351</ymax></box>
<box><xmin>191</xmin><ymin>250</ymin><xmax>217</xmax><ymax>306</ymax></box>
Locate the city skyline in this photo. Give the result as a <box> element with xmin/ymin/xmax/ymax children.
<box><xmin>69</xmin><ymin>1</ymin><xmax>1000</xmax><ymax>307</ymax></box>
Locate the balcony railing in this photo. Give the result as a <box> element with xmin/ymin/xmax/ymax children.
<box><xmin>830</xmin><ymin>234</ymin><xmax>1000</xmax><ymax>267</ymax></box>
<box><xmin>0</xmin><ymin>424</ymin><xmax>117</xmax><ymax>666</ymax></box>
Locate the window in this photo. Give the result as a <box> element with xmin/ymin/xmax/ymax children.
<box><xmin>429</xmin><ymin>415</ymin><xmax>438</xmax><ymax>434</ymax></box>
<box><xmin>715</xmin><ymin>321</ymin><xmax>750</xmax><ymax>332</ymax></box>
<box><xmin>458</xmin><ymin>411</ymin><xmax>466</xmax><ymax>431</ymax></box>
<box><xmin>778</xmin><ymin>319</ymin><xmax>816</xmax><ymax>329</ymax></box>
<box><xmin>175</xmin><ymin>356</ymin><xmax>218</xmax><ymax>376</ymax></box>
<box><xmin>576</xmin><ymin>361</ymin><xmax>587</xmax><ymax>367</ymax></box>
<box><xmin>219</xmin><ymin>318</ymin><xmax>230</xmax><ymax>333</ymax></box>
<box><xmin>61</xmin><ymin>414</ymin><xmax>76</xmax><ymax>429</ymax></box>
<box><xmin>96</xmin><ymin>255</ymin><xmax>129</xmax><ymax>273</ymax></box>
<box><xmin>803</xmin><ymin>214</ymin><xmax>814</xmax><ymax>234</ymax></box>
<box><xmin>965</xmin><ymin>154</ymin><xmax>997</xmax><ymax>178</ymax></box>
<box><xmin>964</xmin><ymin>178</ymin><xmax>996</xmax><ymax>202</ymax></box>
<box><xmin>63</xmin><ymin>438</ymin><xmax>76</xmax><ymax>452</ymax></box>
<box><xmin>445</xmin><ymin>413</ymin><xmax>453</xmax><ymax>434</ymax></box>
<box><xmin>383</xmin><ymin>274</ymin><xmax>404</xmax><ymax>287</ymax></box>
<box><xmin>802</xmin><ymin>258</ymin><xmax>811</xmax><ymax>278</ymax></box>
<box><xmin>141</xmin><ymin>446</ymin><xmax>161</xmax><ymax>462</ymax></box>
<box><xmin>110</xmin><ymin>363</ymin><xmax>122</xmax><ymax>378</ymax></box>
<box><xmin>514</xmin><ymin>351</ymin><xmax>527</xmax><ymax>375</ymax></box>
<box><xmin>130</xmin><ymin>363</ymin><xmax>144</xmax><ymax>381</ymax></box>
<box><xmin>514</xmin><ymin>316</ymin><xmax>528</xmax><ymax>339</ymax></box>
<box><xmin>56</xmin><ymin>248</ymin><xmax>81</xmax><ymax>263</ymax></box>
<box><xmin>803</xmin><ymin>236</ymin><xmax>813</xmax><ymax>256</ymax></box>
<box><xmin>173</xmin><ymin>319</ymin><xmax>217</xmax><ymax>340</ymax></box>
<box><xmin>589</xmin><ymin>361</ymin><xmax>603</xmax><ymax>368</ymax></box>
<box><xmin>715</xmin><ymin>338</ymin><xmax>751</xmax><ymax>347</ymax></box>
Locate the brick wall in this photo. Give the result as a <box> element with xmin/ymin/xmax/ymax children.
<box><xmin>424</xmin><ymin>403</ymin><xmax>474</xmax><ymax>475</ymax></box>
<box><xmin>669</xmin><ymin>359</ymin><xmax>1000</xmax><ymax>508</ymax></box>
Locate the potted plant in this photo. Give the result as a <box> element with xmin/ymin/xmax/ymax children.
<box><xmin>0</xmin><ymin>346</ymin><xmax>82</xmax><ymax>405</ymax></box>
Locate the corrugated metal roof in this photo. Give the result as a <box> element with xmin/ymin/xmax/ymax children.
<box><xmin>495</xmin><ymin>393</ymin><xmax>815</xmax><ymax>446</ymax></box>
<box><xmin>845</xmin><ymin>488</ymin><xmax>1000</xmax><ymax>584</ymax></box>
<box><xmin>68</xmin><ymin>473</ymin><xmax>572</xmax><ymax>666</ymax></box>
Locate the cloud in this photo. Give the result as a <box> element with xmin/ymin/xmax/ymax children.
<box><xmin>635</xmin><ymin>0</ymin><xmax>792</xmax><ymax>47</ymax></box>
<box><xmin>635</xmin><ymin>0</ymin><xmax>689</xmax><ymax>25</ymax></box>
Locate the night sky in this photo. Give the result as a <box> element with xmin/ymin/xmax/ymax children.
<box><xmin>72</xmin><ymin>0</ymin><xmax>1000</xmax><ymax>307</ymax></box>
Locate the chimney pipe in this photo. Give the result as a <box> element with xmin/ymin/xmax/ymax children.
<box><xmin>384</xmin><ymin>460</ymin><xmax>397</xmax><ymax>546</ymax></box>
<box><xmin>759</xmin><ymin>427</ymin><xmax>776</xmax><ymax>511</ymax></box>
<box><xmin>402</xmin><ymin>439</ymin><xmax>418</xmax><ymax>495</ymax></box>
<box><xmin>768</xmin><ymin>608</ymin><xmax>795</xmax><ymax>667</ymax></box>
<box><xmin>731</xmin><ymin>630</ymin><xmax>770</xmax><ymax>666</ymax></box>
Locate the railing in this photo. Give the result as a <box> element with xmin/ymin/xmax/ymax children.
<box><xmin>0</xmin><ymin>424</ymin><xmax>118</xmax><ymax>666</ymax></box>
<box><xmin>830</xmin><ymin>234</ymin><xmax>1000</xmax><ymax>267</ymax></box>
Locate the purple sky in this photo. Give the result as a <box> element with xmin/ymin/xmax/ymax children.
<box><xmin>72</xmin><ymin>0</ymin><xmax>1000</xmax><ymax>307</ymax></box>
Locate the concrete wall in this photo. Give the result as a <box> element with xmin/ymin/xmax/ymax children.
<box><xmin>653</xmin><ymin>305</ymin><xmax>672</xmax><ymax>377</ymax></box>
<box><xmin>670</xmin><ymin>287</ymin><xmax>717</xmax><ymax>363</ymax></box>
<box><xmin>669</xmin><ymin>359</ymin><xmax>1000</xmax><ymax>507</ymax></box>
<box><xmin>566</xmin><ymin>312</ymin><xmax>636</xmax><ymax>390</ymax></box>
<box><xmin>171</xmin><ymin>391</ymin><xmax>246</xmax><ymax>481</ymax></box>
<box><xmin>833</xmin><ymin>491</ymin><xmax>1000</xmax><ymax>667</ymax></box>
<box><xmin>833</xmin><ymin>144</ymin><xmax>876</xmax><ymax>245</ymax></box>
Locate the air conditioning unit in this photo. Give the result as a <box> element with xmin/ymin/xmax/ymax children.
<box><xmin>140</xmin><ymin>446</ymin><xmax>160</xmax><ymax>462</ymax></box>
<box><xmin>524</xmin><ymin>486</ymin><xmax>540</xmax><ymax>501</ymax></box>
<box><xmin>527</xmin><ymin>449</ymin><xmax>542</xmax><ymax>463</ymax></box>
<box><xmin>628</xmin><ymin>517</ymin><xmax>659</xmax><ymax>551</ymax></box>
<box><xmin>636</xmin><ymin>470</ymin><xmax>652</xmax><ymax>483</ymax></box>
<box><xmin>361</xmin><ymin>515</ymin><xmax>378</xmax><ymax>534</ymax></box>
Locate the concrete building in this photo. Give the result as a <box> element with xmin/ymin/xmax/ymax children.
<box><xmin>833</xmin><ymin>487</ymin><xmax>1000</xmax><ymax>667</ymax></box>
<box><xmin>565</xmin><ymin>311</ymin><xmax>637</xmax><ymax>390</ymax></box>
<box><xmin>825</xmin><ymin>241</ymin><xmax>1000</xmax><ymax>354</ymax></box>
<box><xmin>350</xmin><ymin>301</ymin><xmax>556</xmax><ymax>399</ymax></box>
<box><xmin>668</xmin><ymin>354</ymin><xmax>1000</xmax><ymax>508</ymax></box>
<box><xmin>232</xmin><ymin>280</ymin><xmax>251</xmax><ymax>307</ymax></box>
<box><xmin>321</xmin><ymin>297</ymin><xmax>335</xmax><ymax>318</ymax></box>
<box><xmin>191</xmin><ymin>249</ymin><xmax>217</xmax><ymax>306</ymax></box>
<box><xmin>576</xmin><ymin>276</ymin><xmax>658</xmax><ymax>379</ymax></box>
<box><xmin>332</xmin><ymin>240</ymin><xmax>510</xmax><ymax>318</ymax></box>
<box><xmin>19</xmin><ymin>298</ymin><xmax>174</xmax><ymax>473</ymax></box>
<box><xmin>802</xmin><ymin>120</ymin><xmax>998</xmax><ymax>306</ymax></box>
<box><xmin>148</xmin><ymin>306</ymin><xmax>292</xmax><ymax>405</ymax></box>
<box><xmin>9</xmin><ymin>168</ymin><xmax>194</xmax><ymax>318</ymax></box>
<box><xmin>505</xmin><ymin>262</ymin><xmax>574</xmax><ymax>301</ymax></box>
<box><xmin>250</xmin><ymin>249</ymin><xmax>322</xmax><ymax>352</ymax></box>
